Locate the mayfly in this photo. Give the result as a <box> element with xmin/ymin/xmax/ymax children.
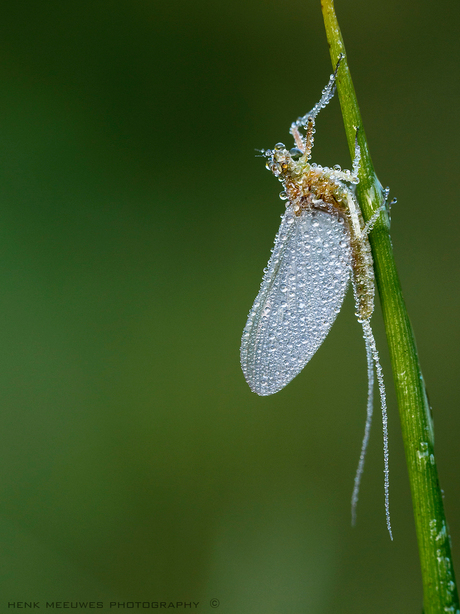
<box><xmin>240</xmin><ymin>55</ymin><xmax>394</xmax><ymax>539</ymax></box>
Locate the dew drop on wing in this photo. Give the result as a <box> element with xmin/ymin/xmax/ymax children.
<box><xmin>240</xmin><ymin>206</ymin><xmax>352</xmax><ymax>396</ymax></box>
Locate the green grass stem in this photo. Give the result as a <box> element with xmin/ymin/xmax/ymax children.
<box><xmin>319</xmin><ymin>1</ymin><xmax>459</xmax><ymax>611</ymax></box>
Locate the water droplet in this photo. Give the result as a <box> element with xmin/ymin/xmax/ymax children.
<box><xmin>290</xmin><ymin>147</ymin><xmax>303</xmax><ymax>159</ymax></box>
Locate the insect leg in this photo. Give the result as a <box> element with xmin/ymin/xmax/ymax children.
<box><xmin>351</xmin><ymin>128</ymin><xmax>361</xmax><ymax>180</ymax></box>
<box><xmin>363</xmin><ymin>188</ymin><xmax>396</xmax><ymax>236</ymax></box>
<box><xmin>290</xmin><ymin>117</ymin><xmax>315</xmax><ymax>157</ymax></box>
<box><xmin>291</xmin><ymin>53</ymin><xmax>344</xmax><ymax>130</ymax></box>
<box><xmin>290</xmin><ymin>55</ymin><xmax>344</xmax><ymax>159</ymax></box>
<box><xmin>328</xmin><ymin>129</ymin><xmax>361</xmax><ymax>185</ymax></box>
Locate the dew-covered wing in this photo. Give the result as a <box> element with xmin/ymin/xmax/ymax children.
<box><xmin>240</xmin><ymin>206</ymin><xmax>352</xmax><ymax>396</ymax></box>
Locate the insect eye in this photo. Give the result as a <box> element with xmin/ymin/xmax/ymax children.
<box><xmin>289</xmin><ymin>147</ymin><xmax>303</xmax><ymax>160</ymax></box>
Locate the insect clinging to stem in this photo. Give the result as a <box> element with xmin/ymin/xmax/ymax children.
<box><xmin>240</xmin><ymin>54</ymin><xmax>395</xmax><ymax>539</ymax></box>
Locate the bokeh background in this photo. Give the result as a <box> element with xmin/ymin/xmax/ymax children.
<box><xmin>0</xmin><ymin>0</ymin><xmax>459</xmax><ymax>612</ymax></box>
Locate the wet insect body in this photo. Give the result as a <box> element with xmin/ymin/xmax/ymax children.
<box><xmin>240</xmin><ymin>57</ymin><xmax>393</xmax><ymax>538</ymax></box>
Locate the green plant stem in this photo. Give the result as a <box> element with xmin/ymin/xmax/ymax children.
<box><xmin>320</xmin><ymin>1</ymin><xmax>459</xmax><ymax>611</ymax></box>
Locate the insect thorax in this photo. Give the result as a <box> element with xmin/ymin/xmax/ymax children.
<box><xmin>266</xmin><ymin>147</ymin><xmax>375</xmax><ymax>321</ymax></box>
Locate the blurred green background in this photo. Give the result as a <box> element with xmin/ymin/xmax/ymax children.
<box><xmin>0</xmin><ymin>0</ymin><xmax>459</xmax><ymax>612</ymax></box>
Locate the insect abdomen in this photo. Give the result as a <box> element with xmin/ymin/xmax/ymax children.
<box><xmin>351</xmin><ymin>235</ymin><xmax>374</xmax><ymax>321</ymax></box>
